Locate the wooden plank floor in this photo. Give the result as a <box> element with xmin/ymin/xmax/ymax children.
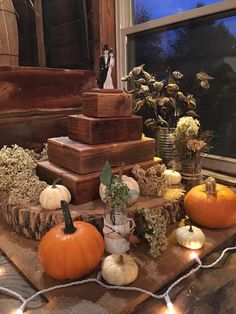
<box><xmin>0</xmin><ymin>219</ymin><xmax>236</xmax><ymax>313</ymax></box>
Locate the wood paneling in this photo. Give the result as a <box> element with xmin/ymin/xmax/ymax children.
<box><xmin>91</xmin><ymin>0</ymin><xmax>116</xmax><ymax>87</ymax></box>
<box><xmin>42</xmin><ymin>0</ymin><xmax>89</xmax><ymax>69</ymax></box>
<box><xmin>0</xmin><ymin>66</ymin><xmax>96</xmax><ymax>150</ymax></box>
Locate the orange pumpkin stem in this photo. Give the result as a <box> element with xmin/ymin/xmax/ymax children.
<box><xmin>52</xmin><ymin>178</ymin><xmax>61</xmax><ymax>188</ymax></box>
<box><xmin>205</xmin><ymin>177</ymin><xmax>217</xmax><ymax>195</ymax></box>
<box><xmin>61</xmin><ymin>200</ymin><xmax>77</xmax><ymax>234</ymax></box>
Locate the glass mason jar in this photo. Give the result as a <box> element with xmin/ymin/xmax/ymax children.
<box><xmin>104</xmin><ymin>204</ymin><xmax>128</xmax><ymax>226</ymax></box>
<box><xmin>180</xmin><ymin>153</ymin><xmax>202</xmax><ymax>190</ymax></box>
<box><xmin>103</xmin><ymin>204</ymin><xmax>135</xmax><ymax>254</ymax></box>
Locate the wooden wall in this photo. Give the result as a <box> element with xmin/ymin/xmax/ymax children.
<box><xmin>0</xmin><ymin>66</ymin><xmax>96</xmax><ymax>151</ymax></box>
<box><xmin>87</xmin><ymin>0</ymin><xmax>117</xmax><ymax>87</ymax></box>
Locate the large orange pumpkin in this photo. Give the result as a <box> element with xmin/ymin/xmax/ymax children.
<box><xmin>184</xmin><ymin>177</ymin><xmax>236</xmax><ymax>229</ymax></box>
<box><xmin>38</xmin><ymin>201</ymin><xmax>104</xmax><ymax>280</ymax></box>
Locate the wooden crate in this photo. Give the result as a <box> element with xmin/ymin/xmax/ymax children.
<box><xmin>82</xmin><ymin>90</ymin><xmax>132</xmax><ymax>117</ymax></box>
<box><xmin>68</xmin><ymin>114</ymin><xmax>142</xmax><ymax>144</ymax></box>
<box><xmin>37</xmin><ymin>159</ymin><xmax>160</xmax><ymax>205</ymax></box>
<box><xmin>47</xmin><ymin>136</ymin><xmax>155</xmax><ymax>174</ymax></box>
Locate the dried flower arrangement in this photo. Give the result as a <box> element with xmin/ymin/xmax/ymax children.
<box><xmin>0</xmin><ymin>144</ymin><xmax>48</xmax><ymax>205</ymax></box>
<box><xmin>135</xmin><ymin>207</ymin><xmax>167</xmax><ymax>257</ymax></box>
<box><xmin>121</xmin><ymin>64</ymin><xmax>214</xmax><ymax>131</ymax></box>
<box><xmin>100</xmin><ymin>161</ymin><xmax>138</xmax><ymax>225</ymax></box>
<box><xmin>169</xmin><ymin>116</ymin><xmax>214</xmax><ymax>167</ymax></box>
<box><xmin>100</xmin><ymin>161</ymin><xmax>129</xmax><ymax>208</ymax></box>
<box><xmin>131</xmin><ymin>163</ymin><xmax>167</xmax><ymax>197</ymax></box>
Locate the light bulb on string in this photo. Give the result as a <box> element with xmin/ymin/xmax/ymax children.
<box><xmin>165</xmin><ymin>295</ymin><xmax>175</xmax><ymax>314</ymax></box>
<box><xmin>11</xmin><ymin>309</ymin><xmax>23</xmax><ymax>314</ymax></box>
<box><xmin>190</xmin><ymin>251</ymin><xmax>202</xmax><ymax>265</ymax></box>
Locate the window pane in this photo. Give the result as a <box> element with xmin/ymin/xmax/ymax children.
<box><xmin>127</xmin><ymin>10</ymin><xmax>236</xmax><ymax>158</ymax></box>
<box><xmin>133</xmin><ymin>0</ymin><xmax>224</xmax><ymax>24</ymax></box>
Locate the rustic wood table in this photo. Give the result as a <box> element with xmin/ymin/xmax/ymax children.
<box><xmin>0</xmin><ymin>198</ymin><xmax>236</xmax><ymax>314</ymax></box>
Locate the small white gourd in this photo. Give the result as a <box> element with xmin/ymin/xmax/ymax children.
<box><xmin>176</xmin><ymin>224</ymin><xmax>206</xmax><ymax>250</ymax></box>
<box><xmin>39</xmin><ymin>179</ymin><xmax>71</xmax><ymax>210</ymax></box>
<box><xmin>102</xmin><ymin>254</ymin><xmax>138</xmax><ymax>285</ymax></box>
<box><xmin>163</xmin><ymin>169</ymin><xmax>182</xmax><ymax>185</ymax></box>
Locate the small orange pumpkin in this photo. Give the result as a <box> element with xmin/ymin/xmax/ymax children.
<box><xmin>184</xmin><ymin>177</ymin><xmax>236</xmax><ymax>229</ymax></box>
<box><xmin>38</xmin><ymin>201</ymin><xmax>104</xmax><ymax>280</ymax></box>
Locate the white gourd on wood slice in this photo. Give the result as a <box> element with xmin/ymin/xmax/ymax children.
<box><xmin>39</xmin><ymin>179</ymin><xmax>71</xmax><ymax>210</ymax></box>
<box><xmin>163</xmin><ymin>169</ymin><xmax>182</xmax><ymax>185</ymax></box>
<box><xmin>102</xmin><ymin>254</ymin><xmax>138</xmax><ymax>285</ymax></box>
<box><xmin>99</xmin><ymin>175</ymin><xmax>140</xmax><ymax>206</ymax></box>
<box><xmin>176</xmin><ymin>224</ymin><xmax>206</xmax><ymax>249</ymax></box>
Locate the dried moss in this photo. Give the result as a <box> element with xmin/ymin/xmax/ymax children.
<box><xmin>0</xmin><ymin>144</ymin><xmax>48</xmax><ymax>205</ymax></box>
<box><xmin>136</xmin><ymin>207</ymin><xmax>167</xmax><ymax>257</ymax></box>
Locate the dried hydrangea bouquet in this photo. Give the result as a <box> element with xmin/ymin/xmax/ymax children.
<box><xmin>169</xmin><ymin>116</ymin><xmax>214</xmax><ymax>189</ymax></box>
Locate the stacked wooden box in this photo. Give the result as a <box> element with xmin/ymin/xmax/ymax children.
<box><xmin>37</xmin><ymin>89</ymin><xmax>156</xmax><ymax>205</ymax></box>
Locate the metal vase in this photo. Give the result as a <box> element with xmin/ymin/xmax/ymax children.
<box><xmin>155</xmin><ymin>127</ymin><xmax>176</xmax><ymax>164</ymax></box>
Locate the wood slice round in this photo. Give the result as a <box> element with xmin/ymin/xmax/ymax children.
<box><xmin>0</xmin><ymin>192</ymin><xmax>104</xmax><ymax>240</ymax></box>
<box><xmin>0</xmin><ymin>192</ymin><xmax>184</xmax><ymax>241</ymax></box>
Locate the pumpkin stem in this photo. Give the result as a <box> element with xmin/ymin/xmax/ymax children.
<box><xmin>118</xmin><ymin>255</ymin><xmax>124</xmax><ymax>265</ymax></box>
<box><xmin>188</xmin><ymin>222</ymin><xmax>194</xmax><ymax>233</ymax></box>
<box><xmin>52</xmin><ymin>178</ymin><xmax>61</xmax><ymax>188</ymax></box>
<box><xmin>61</xmin><ymin>200</ymin><xmax>77</xmax><ymax>234</ymax></box>
<box><xmin>205</xmin><ymin>177</ymin><xmax>217</xmax><ymax>195</ymax></box>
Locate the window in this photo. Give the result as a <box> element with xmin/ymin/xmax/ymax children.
<box><xmin>133</xmin><ymin>0</ymin><xmax>224</xmax><ymax>24</ymax></box>
<box><xmin>116</xmin><ymin>0</ymin><xmax>236</xmax><ymax>175</ymax></box>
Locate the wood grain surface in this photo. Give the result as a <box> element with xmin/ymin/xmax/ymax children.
<box><xmin>47</xmin><ymin>136</ymin><xmax>155</xmax><ymax>174</ymax></box>
<box><xmin>82</xmin><ymin>91</ymin><xmax>132</xmax><ymax>117</ymax></box>
<box><xmin>37</xmin><ymin>159</ymin><xmax>159</xmax><ymax>205</ymax></box>
<box><xmin>0</xmin><ymin>219</ymin><xmax>236</xmax><ymax>313</ymax></box>
<box><xmin>0</xmin><ymin>66</ymin><xmax>96</xmax><ymax>150</ymax></box>
<box><xmin>68</xmin><ymin>114</ymin><xmax>142</xmax><ymax>144</ymax></box>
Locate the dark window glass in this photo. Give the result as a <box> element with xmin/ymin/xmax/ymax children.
<box><xmin>133</xmin><ymin>0</ymin><xmax>224</xmax><ymax>24</ymax></box>
<box><xmin>127</xmin><ymin>10</ymin><xmax>236</xmax><ymax>158</ymax></box>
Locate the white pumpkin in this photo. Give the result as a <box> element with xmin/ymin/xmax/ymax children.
<box><xmin>39</xmin><ymin>179</ymin><xmax>71</xmax><ymax>210</ymax></box>
<box><xmin>163</xmin><ymin>169</ymin><xmax>182</xmax><ymax>185</ymax></box>
<box><xmin>176</xmin><ymin>225</ymin><xmax>206</xmax><ymax>250</ymax></box>
<box><xmin>99</xmin><ymin>175</ymin><xmax>140</xmax><ymax>206</ymax></box>
<box><xmin>102</xmin><ymin>254</ymin><xmax>138</xmax><ymax>285</ymax></box>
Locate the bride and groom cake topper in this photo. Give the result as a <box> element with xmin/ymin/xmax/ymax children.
<box><xmin>97</xmin><ymin>44</ymin><xmax>115</xmax><ymax>89</ymax></box>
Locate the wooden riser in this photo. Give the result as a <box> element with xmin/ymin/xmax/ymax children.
<box><xmin>37</xmin><ymin>159</ymin><xmax>160</xmax><ymax>205</ymax></box>
<box><xmin>82</xmin><ymin>90</ymin><xmax>132</xmax><ymax>117</ymax></box>
<box><xmin>47</xmin><ymin>136</ymin><xmax>155</xmax><ymax>174</ymax></box>
<box><xmin>68</xmin><ymin>114</ymin><xmax>142</xmax><ymax>144</ymax></box>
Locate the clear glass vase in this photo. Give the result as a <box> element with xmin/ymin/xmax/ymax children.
<box><xmin>104</xmin><ymin>204</ymin><xmax>128</xmax><ymax>226</ymax></box>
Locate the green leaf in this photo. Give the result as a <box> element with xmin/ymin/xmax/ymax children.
<box><xmin>128</xmin><ymin>189</ymin><xmax>139</xmax><ymax>198</ymax></box>
<box><xmin>100</xmin><ymin>161</ymin><xmax>112</xmax><ymax>187</ymax></box>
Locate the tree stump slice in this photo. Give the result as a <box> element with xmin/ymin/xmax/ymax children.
<box><xmin>0</xmin><ymin>191</ymin><xmax>184</xmax><ymax>241</ymax></box>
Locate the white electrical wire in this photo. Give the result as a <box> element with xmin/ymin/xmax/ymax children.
<box><xmin>1</xmin><ymin>245</ymin><xmax>236</xmax><ymax>313</ymax></box>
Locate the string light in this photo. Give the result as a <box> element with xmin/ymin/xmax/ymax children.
<box><xmin>12</xmin><ymin>309</ymin><xmax>23</xmax><ymax>314</ymax></box>
<box><xmin>165</xmin><ymin>295</ymin><xmax>175</xmax><ymax>314</ymax></box>
<box><xmin>190</xmin><ymin>251</ymin><xmax>202</xmax><ymax>265</ymax></box>
<box><xmin>0</xmin><ymin>245</ymin><xmax>235</xmax><ymax>313</ymax></box>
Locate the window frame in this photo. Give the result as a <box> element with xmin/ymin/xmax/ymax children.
<box><xmin>115</xmin><ymin>0</ymin><xmax>236</xmax><ymax>176</ymax></box>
